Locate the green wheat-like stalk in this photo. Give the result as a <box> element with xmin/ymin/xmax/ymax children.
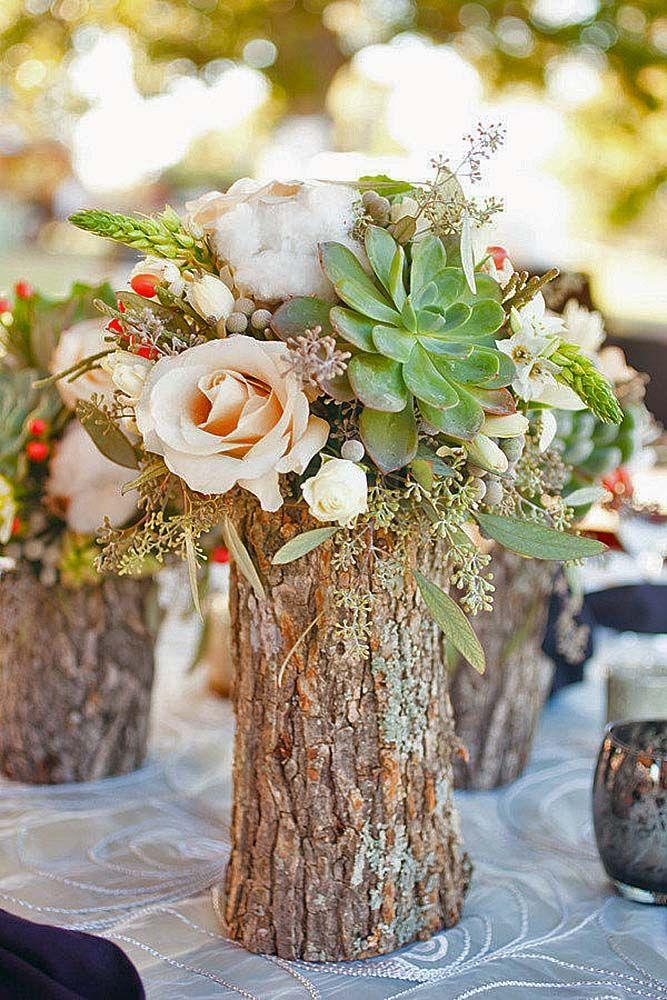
<box><xmin>69</xmin><ymin>208</ymin><xmax>216</xmax><ymax>272</ymax></box>
<box><xmin>552</xmin><ymin>342</ymin><xmax>623</xmax><ymax>424</ymax></box>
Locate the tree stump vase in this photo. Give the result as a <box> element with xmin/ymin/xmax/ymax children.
<box><xmin>450</xmin><ymin>550</ymin><xmax>557</xmax><ymax>790</ymax></box>
<box><xmin>221</xmin><ymin>499</ymin><xmax>470</xmax><ymax>962</ymax></box>
<box><xmin>0</xmin><ymin>566</ymin><xmax>156</xmax><ymax>784</ymax></box>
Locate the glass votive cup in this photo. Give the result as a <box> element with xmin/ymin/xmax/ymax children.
<box><xmin>606</xmin><ymin>662</ymin><xmax>667</xmax><ymax>724</ymax></box>
<box><xmin>593</xmin><ymin>720</ymin><xmax>667</xmax><ymax>904</ymax></box>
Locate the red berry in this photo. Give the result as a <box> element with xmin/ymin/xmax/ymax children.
<box><xmin>117</xmin><ymin>300</ymin><xmax>126</xmax><ymax>313</ymax></box>
<box><xmin>28</xmin><ymin>418</ymin><xmax>47</xmax><ymax>437</ymax></box>
<box><xmin>487</xmin><ymin>245</ymin><xmax>508</xmax><ymax>269</ymax></box>
<box><xmin>0</xmin><ymin>297</ymin><xmax>11</xmax><ymax>313</ymax></box>
<box><xmin>137</xmin><ymin>344</ymin><xmax>157</xmax><ymax>360</ymax></box>
<box><xmin>107</xmin><ymin>318</ymin><xmax>123</xmax><ymax>334</ymax></box>
<box><xmin>26</xmin><ymin>440</ymin><xmax>49</xmax><ymax>462</ymax></box>
<box><xmin>130</xmin><ymin>274</ymin><xmax>158</xmax><ymax>298</ymax></box>
<box><xmin>211</xmin><ymin>546</ymin><xmax>230</xmax><ymax>564</ymax></box>
<box><xmin>11</xmin><ymin>516</ymin><xmax>21</xmax><ymax>536</ymax></box>
<box><xmin>15</xmin><ymin>280</ymin><xmax>34</xmax><ymax>299</ymax></box>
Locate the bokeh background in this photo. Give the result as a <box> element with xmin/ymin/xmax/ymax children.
<box><xmin>0</xmin><ymin>0</ymin><xmax>665</xmax><ymax>413</ymax></box>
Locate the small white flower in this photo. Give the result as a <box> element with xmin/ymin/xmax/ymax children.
<box><xmin>186</xmin><ymin>274</ymin><xmax>235</xmax><ymax>325</ymax></box>
<box><xmin>510</xmin><ymin>292</ymin><xmax>565</xmax><ymax>339</ymax></box>
<box><xmin>496</xmin><ymin>327</ymin><xmax>561</xmax><ymax>402</ymax></box>
<box><xmin>483</xmin><ymin>254</ymin><xmax>514</xmax><ymax>288</ymax></box>
<box><xmin>481</xmin><ymin>413</ymin><xmax>529</xmax><ymax>438</ymax></box>
<box><xmin>538</xmin><ymin>410</ymin><xmax>558</xmax><ymax>453</ymax></box>
<box><xmin>301</xmin><ymin>458</ymin><xmax>368</xmax><ymax>526</ymax></box>
<box><xmin>465</xmin><ymin>435</ymin><xmax>509</xmax><ymax>474</ymax></box>
<box><xmin>101</xmin><ymin>351</ymin><xmax>154</xmax><ymax>404</ymax></box>
<box><xmin>0</xmin><ymin>475</ymin><xmax>16</xmax><ymax>545</ymax></box>
<box><xmin>561</xmin><ymin>299</ymin><xmax>605</xmax><ymax>357</ymax></box>
<box><xmin>130</xmin><ymin>256</ymin><xmax>185</xmax><ymax>297</ymax></box>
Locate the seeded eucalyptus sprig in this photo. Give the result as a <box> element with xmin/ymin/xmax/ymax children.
<box><xmin>552</xmin><ymin>342</ymin><xmax>623</xmax><ymax>424</ymax></box>
<box><xmin>69</xmin><ymin>207</ymin><xmax>217</xmax><ymax>273</ymax></box>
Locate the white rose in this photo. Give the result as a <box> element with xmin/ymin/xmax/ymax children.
<box><xmin>100</xmin><ymin>351</ymin><xmax>153</xmax><ymax>404</ymax></box>
<box><xmin>135</xmin><ymin>337</ymin><xmax>329</xmax><ymax>511</ymax></box>
<box><xmin>301</xmin><ymin>459</ymin><xmax>368</xmax><ymax>526</ymax></box>
<box><xmin>50</xmin><ymin>318</ymin><xmax>114</xmax><ymax>410</ymax></box>
<box><xmin>185</xmin><ymin>178</ymin><xmax>365</xmax><ymax>302</ymax></box>
<box><xmin>186</xmin><ymin>274</ymin><xmax>235</xmax><ymax>324</ymax></box>
<box><xmin>46</xmin><ymin>421</ymin><xmax>137</xmax><ymax>534</ymax></box>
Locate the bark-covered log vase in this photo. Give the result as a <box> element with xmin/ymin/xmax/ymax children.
<box><xmin>220</xmin><ymin>499</ymin><xmax>470</xmax><ymax>962</ymax></box>
<box><xmin>0</xmin><ymin>565</ymin><xmax>156</xmax><ymax>784</ymax></box>
<box><xmin>450</xmin><ymin>549</ymin><xmax>557</xmax><ymax>790</ymax></box>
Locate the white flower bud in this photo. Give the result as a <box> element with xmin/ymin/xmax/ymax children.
<box><xmin>301</xmin><ymin>459</ymin><xmax>368</xmax><ymax>526</ymax></box>
<box><xmin>186</xmin><ymin>274</ymin><xmax>235</xmax><ymax>324</ymax></box>
<box><xmin>101</xmin><ymin>351</ymin><xmax>153</xmax><ymax>404</ymax></box>
<box><xmin>466</xmin><ymin>434</ymin><xmax>509</xmax><ymax>474</ymax></box>
<box><xmin>481</xmin><ymin>413</ymin><xmax>529</xmax><ymax>438</ymax></box>
<box><xmin>538</xmin><ymin>410</ymin><xmax>558</xmax><ymax>453</ymax></box>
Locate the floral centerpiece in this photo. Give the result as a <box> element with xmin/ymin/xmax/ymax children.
<box><xmin>67</xmin><ymin>132</ymin><xmax>619</xmax><ymax>960</ymax></box>
<box><xmin>0</xmin><ymin>283</ymin><xmax>156</xmax><ymax>784</ymax></box>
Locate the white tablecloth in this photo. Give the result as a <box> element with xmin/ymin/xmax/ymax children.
<box><xmin>0</xmin><ymin>625</ymin><xmax>665</xmax><ymax>999</ymax></box>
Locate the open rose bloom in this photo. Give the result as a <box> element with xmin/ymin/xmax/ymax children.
<box><xmin>136</xmin><ymin>338</ymin><xmax>328</xmax><ymax>510</ymax></box>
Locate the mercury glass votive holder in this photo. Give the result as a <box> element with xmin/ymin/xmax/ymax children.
<box><xmin>593</xmin><ymin>720</ymin><xmax>667</xmax><ymax>904</ymax></box>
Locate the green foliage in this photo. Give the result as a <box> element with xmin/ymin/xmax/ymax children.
<box><xmin>475</xmin><ymin>512</ymin><xmax>607</xmax><ymax>560</ymax></box>
<box><xmin>551</xmin><ymin>342</ymin><xmax>623</xmax><ymax>424</ymax></box>
<box><xmin>76</xmin><ymin>398</ymin><xmax>139</xmax><ymax>470</ymax></box>
<box><xmin>272</xmin><ymin>526</ymin><xmax>338</xmax><ymax>565</ymax></box>
<box><xmin>69</xmin><ymin>208</ymin><xmax>216</xmax><ymax>272</ymax></box>
<box><xmin>556</xmin><ymin>402</ymin><xmax>648</xmax><ymax>481</ymax></box>
<box><xmin>221</xmin><ymin>515</ymin><xmax>266</xmax><ymax>600</ymax></box>
<box><xmin>413</xmin><ymin>568</ymin><xmax>485</xmax><ymax>673</ymax></box>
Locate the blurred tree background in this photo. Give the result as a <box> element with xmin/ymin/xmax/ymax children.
<box><xmin>0</xmin><ymin>0</ymin><xmax>665</xmax><ymax>326</ymax></box>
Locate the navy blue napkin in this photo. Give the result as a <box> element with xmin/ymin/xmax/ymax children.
<box><xmin>0</xmin><ymin>908</ymin><xmax>144</xmax><ymax>1000</ymax></box>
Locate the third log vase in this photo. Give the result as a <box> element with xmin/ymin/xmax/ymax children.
<box><xmin>450</xmin><ymin>549</ymin><xmax>557</xmax><ymax>790</ymax></box>
<box><xmin>0</xmin><ymin>565</ymin><xmax>157</xmax><ymax>784</ymax></box>
<box><xmin>220</xmin><ymin>497</ymin><xmax>470</xmax><ymax>962</ymax></box>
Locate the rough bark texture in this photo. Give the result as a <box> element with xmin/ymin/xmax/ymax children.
<box><xmin>0</xmin><ymin>566</ymin><xmax>156</xmax><ymax>784</ymax></box>
<box><xmin>221</xmin><ymin>498</ymin><xmax>469</xmax><ymax>962</ymax></box>
<box><xmin>450</xmin><ymin>550</ymin><xmax>557</xmax><ymax>790</ymax></box>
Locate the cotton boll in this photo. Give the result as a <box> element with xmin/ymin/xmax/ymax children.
<box><xmin>186</xmin><ymin>180</ymin><xmax>366</xmax><ymax>303</ymax></box>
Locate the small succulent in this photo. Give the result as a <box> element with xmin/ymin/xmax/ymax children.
<box><xmin>557</xmin><ymin>402</ymin><xmax>652</xmax><ymax>481</ymax></box>
<box><xmin>272</xmin><ymin>228</ymin><xmax>516</xmax><ymax>472</ymax></box>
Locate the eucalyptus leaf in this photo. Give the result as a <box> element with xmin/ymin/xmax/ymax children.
<box><xmin>221</xmin><ymin>515</ymin><xmax>266</xmax><ymax>600</ymax></box>
<box><xmin>475</xmin><ymin>512</ymin><xmax>608</xmax><ymax>560</ymax></box>
<box><xmin>413</xmin><ymin>569</ymin><xmax>485</xmax><ymax>674</ymax></box>
<box><xmin>359</xmin><ymin>403</ymin><xmax>418</xmax><ymax>473</ymax></box>
<box><xmin>564</xmin><ymin>485</ymin><xmax>611</xmax><ymax>507</ymax></box>
<box><xmin>184</xmin><ymin>528</ymin><xmax>203</xmax><ymax>621</ymax></box>
<box><xmin>75</xmin><ymin>399</ymin><xmax>139</xmax><ymax>470</ymax></box>
<box><xmin>272</xmin><ymin>526</ymin><xmax>338</xmax><ymax>565</ymax></box>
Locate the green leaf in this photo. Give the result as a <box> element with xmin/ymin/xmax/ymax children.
<box><xmin>461</xmin><ymin>272</ymin><xmax>502</xmax><ymax>304</ymax></box>
<box><xmin>410</xmin><ymin>235</ymin><xmax>447</xmax><ymax>295</ymax></box>
<box><xmin>481</xmin><ymin>349</ymin><xmax>516</xmax><ymax>389</ymax></box>
<box><xmin>372</xmin><ymin>324</ymin><xmax>415</xmax><ymax>362</ymax></box>
<box><xmin>466</xmin><ymin>386</ymin><xmax>516</xmax><ymax>415</ymax></box>
<box><xmin>270</xmin><ymin>296</ymin><xmax>332</xmax><ymax>340</ymax></box>
<box><xmin>417</xmin><ymin>302</ymin><xmax>470</xmax><ymax>336</ymax></box>
<box><xmin>431</xmin><ymin>268</ymin><xmax>465</xmax><ymax>305</ymax></box>
<box><xmin>564</xmin><ymin>485</ymin><xmax>610</xmax><ymax>507</ymax></box>
<box><xmin>400</xmin><ymin>296</ymin><xmax>418</xmax><ymax>332</ymax></box>
<box><xmin>348</xmin><ymin>353</ymin><xmax>408</xmax><ymax>412</ymax></box>
<box><xmin>359</xmin><ymin>403</ymin><xmax>418</xmax><ymax>473</ymax></box>
<box><xmin>420</xmin><ymin>388</ymin><xmax>484</xmax><ymax>440</ymax></box>
<box><xmin>410</xmin><ymin>458</ymin><xmax>434</xmax><ymax>490</ymax></box>
<box><xmin>184</xmin><ymin>527</ymin><xmax>203</xmax><ymax>621</ymax></box>
<box><xmin>365</xmin><ymin>226</ymin><xmax>404</xmax><ymax>307</ymax></box>
<box><xmin>441</xmin><ymin>350</ymin><xmax>500</xmax><ymax>385</ymax></box>
<box><xmin>272</xmin><ymin>526</ymin><xmax>338</xmax><ymax>565</ymax></box>
<box><xmin>403</xmin><ymin>345</ymin><xmax>458</xmax><ymax>409</ymax></box>
<box><xmin>411</xmin><ymin>281</ymin><xmax>439</xmax><ymax>310</ymax></box>
<box><xmin>75</xmin><ymin>399</ymin><xmax>139</xmax><ymax>469</ymax></box>
<box><xmin>320</xmin><ymin>242</ymin><xmax>399</xmax><ymax>324</ymax></box>
<box><xmin>413</xmin><ymin>569</ymin><xmax>485</xmax><ymax>674</ymax></box>
<box><xmin>356</xmin><ymin>174</ymin><xmax>414</xmax><ymax>196</ymax></box>
<box><xmin>221</xmin><ymin>515</ymin><xmax>266</xmax><ymax>600</ymax></box>
<box><xmin>330</xmin><ymin>306</ymin><xmax>375</xmax><ymax>351</ymax></box>
<box><xmin>445</xmin><ymin>299</ymin><xmax>505</xmax><ymax>340</ymax></box>
<box><xmin>415</xmin><ymin>442</ymin><xmax>455</xmax><ymax>478</ymax></box>
<box><xmin>322</xmin><ymin>369</ymin><xmax>356</xmax><ymax>401</ymax></box>
<box><xmin>475</xmin><ymin>512</ymin><xmax>608</xmax><ymax>560</ymax></box>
